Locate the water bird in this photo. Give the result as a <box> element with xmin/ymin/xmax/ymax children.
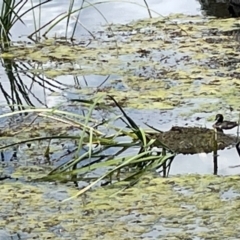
<box><xmin>213</xmin><ymin>114</ymin><xmax>238</xmax><ymax>131</ymax></box>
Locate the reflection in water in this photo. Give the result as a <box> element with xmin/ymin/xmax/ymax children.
<box><xmin>0</xmin><ymin>66</ymin><xmax>239</xmax><ymax>176</ymax></box>
<box><xmin>0</xmin><ymin>58</ymin><xmax>68</xmax><ymax>111</ymax></box>
<box><xmin>65</xmin><ymin>74</ymin><xmax>127</xmax><ymax>100</ymax></box>
<box><xmin>170</xmin><ymin>147</ymin><xmax>240</xmax><ymax>175</ymax></box>
<box><xmin>0</xmin><ymin>57</ymin><xmax>239</xmax><ymax>176</ymax></box>
<box><xmin>199</xmin><ymin>0</ymin><xmax>240</xmax><ymax>17</ymax></box>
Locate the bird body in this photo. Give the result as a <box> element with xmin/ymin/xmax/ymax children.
<box><xmin>213</xmin><ymin>114</ymin><xmax>238</xmax><ymax>131</ymax></box>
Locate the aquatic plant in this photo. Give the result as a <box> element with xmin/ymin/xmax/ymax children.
<box><xmin>0</xmin><ymin>0</ymin><xmax>162</xmax><ymax>46</ymax></box>
<box><xmin>0</xmin><ymin>95</ymin><xmax>175</xmax><ymax>197</ymax></box>
<box><xmin>0</xmin><ymin>0</ymin><xmax>50</xmax><ymax>49</ymax></box>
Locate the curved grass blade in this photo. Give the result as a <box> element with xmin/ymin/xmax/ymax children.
<box><xmin>107</xmin><ymin>95</ymin><xmax>139</xmax><ymax>130</ymax></box>
<box><xmin>62</xmin><ymin>150</ymin><xmax>153</xmax><ymax>201</ymax></box>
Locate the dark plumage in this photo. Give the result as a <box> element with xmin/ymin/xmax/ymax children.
<box><xmin>213</xmin><ymin>114</ymin><xmax>238</xmax><ymax>131</ymax></box>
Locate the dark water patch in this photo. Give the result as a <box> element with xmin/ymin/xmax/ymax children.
<box><xmin>200</xmin><ymin>1</ymin><xmax>229</xmax><ymax>18</ymax></box>
<box><xmin>199</xmin><ymin>0</ymin><xmax>235</xmax><ymax>18</ymax></box>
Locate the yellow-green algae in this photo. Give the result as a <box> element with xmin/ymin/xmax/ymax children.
<box><xmin>1</xmin><ymin>14</ymin><xmax>240</xmax><ymax>111</ymax></box>
<box><xmin>3</xmin><ymin>173</ymin><xmax>240</xmax><ymax>239</ymax></box>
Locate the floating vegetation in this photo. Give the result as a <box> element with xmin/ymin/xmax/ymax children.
<box><xmin>1</xmin><ymin>0</ymin><xmax>240</xmax><ymax>238</ymax></box>
<box><xmin>152</xmin><ymin>126</ymin><xmax>237</xmax><ymax>154</ymax></box>
<box><xmin>1</xmin><ymin>174</ymin><xmax>240</xmax><ymax>239</ymax></box>
<box><xmin>0</xmin><ymin>12</ymin><xmax>239</xmax><ymax>199</ymax></box>
<box><xmin>0</xmin><ymin>96</ymin><xmax>175</xmax><ymax>195</ymax></box>
<box><xmin>1</xmin><ymin>14</ymin><xmax>240</xmax><ymax>114</ymax></box>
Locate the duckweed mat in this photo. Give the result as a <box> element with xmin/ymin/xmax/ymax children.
<box><xmin>2</xmin><ymin>14</ymin><xmax>240</xmax><ymax>114</ymax></box>
<box><xmin>2</xmin><ymin>174</ymin><xmax>240</xmax><ymax>239</ymax></box>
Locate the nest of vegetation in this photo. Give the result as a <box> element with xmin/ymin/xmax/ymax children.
<box><xmin>152</xmin><ymin>126</ymin><xmax>237</xmax><ymax>154</ymax></box>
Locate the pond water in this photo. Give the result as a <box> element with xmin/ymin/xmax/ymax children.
<box><xmin>2</xmin><ymin>1</ymin><xmax>240</xmax><ymax>239</ymax></box>
<box><xmin>2</xmin><ymin>0</ymin><xmax>202</xmax><ymax>106</ymax></box>
<box><xmin>12</xmin><ymin>0</ymin><xmax>201</xmax><ymax>39</ymax></box>
<box><xmin>1</xmin><ymin>0</ymin><xmax>240</xmax><ymax>177</ymax></box>
<box><xmin>125</xmin><ymin>109</ymin><xmax>240</xmax><ymax>176</ymax></box>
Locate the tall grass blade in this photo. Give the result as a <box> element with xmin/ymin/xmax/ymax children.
<box><xmin>63</xmin><ymin>151</ymin><xmax>153</xmax><ymax>201</ymax></box>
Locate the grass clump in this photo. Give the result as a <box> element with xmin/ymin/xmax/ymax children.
<box><xmin>0</xmin><ymin>95</ymin><xmax>175</xmax><ymax>198</ymax></box>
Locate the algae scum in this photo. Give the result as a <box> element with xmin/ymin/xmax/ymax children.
<box><xmin>3</xmin><ymin>14</ymin><xmax>240</xmax><ymax>112</ymax></box>
<box><xmin>1</xmin><ymin>14</ymin><xmax>240</xmax><ymax>239</ymax></box>
<box><xmin>2</xmin><ymin>174</ymin><xmax>240</xmax><ymax>239</ymax></box>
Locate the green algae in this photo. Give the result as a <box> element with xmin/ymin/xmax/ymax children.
<box><xmin>1</xmin><ymin>13</ymin><xmax>240</xmax><ymax>238</ymax></box>
<box><xmin>1</xmin><ymin>14</ymin><xmax>240</xmax><ymax>114</ymax></box>
<box><xmin>2</xmin><ymin>173</ymin><xmax>240</xmax><ymax>238</ymax></box>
